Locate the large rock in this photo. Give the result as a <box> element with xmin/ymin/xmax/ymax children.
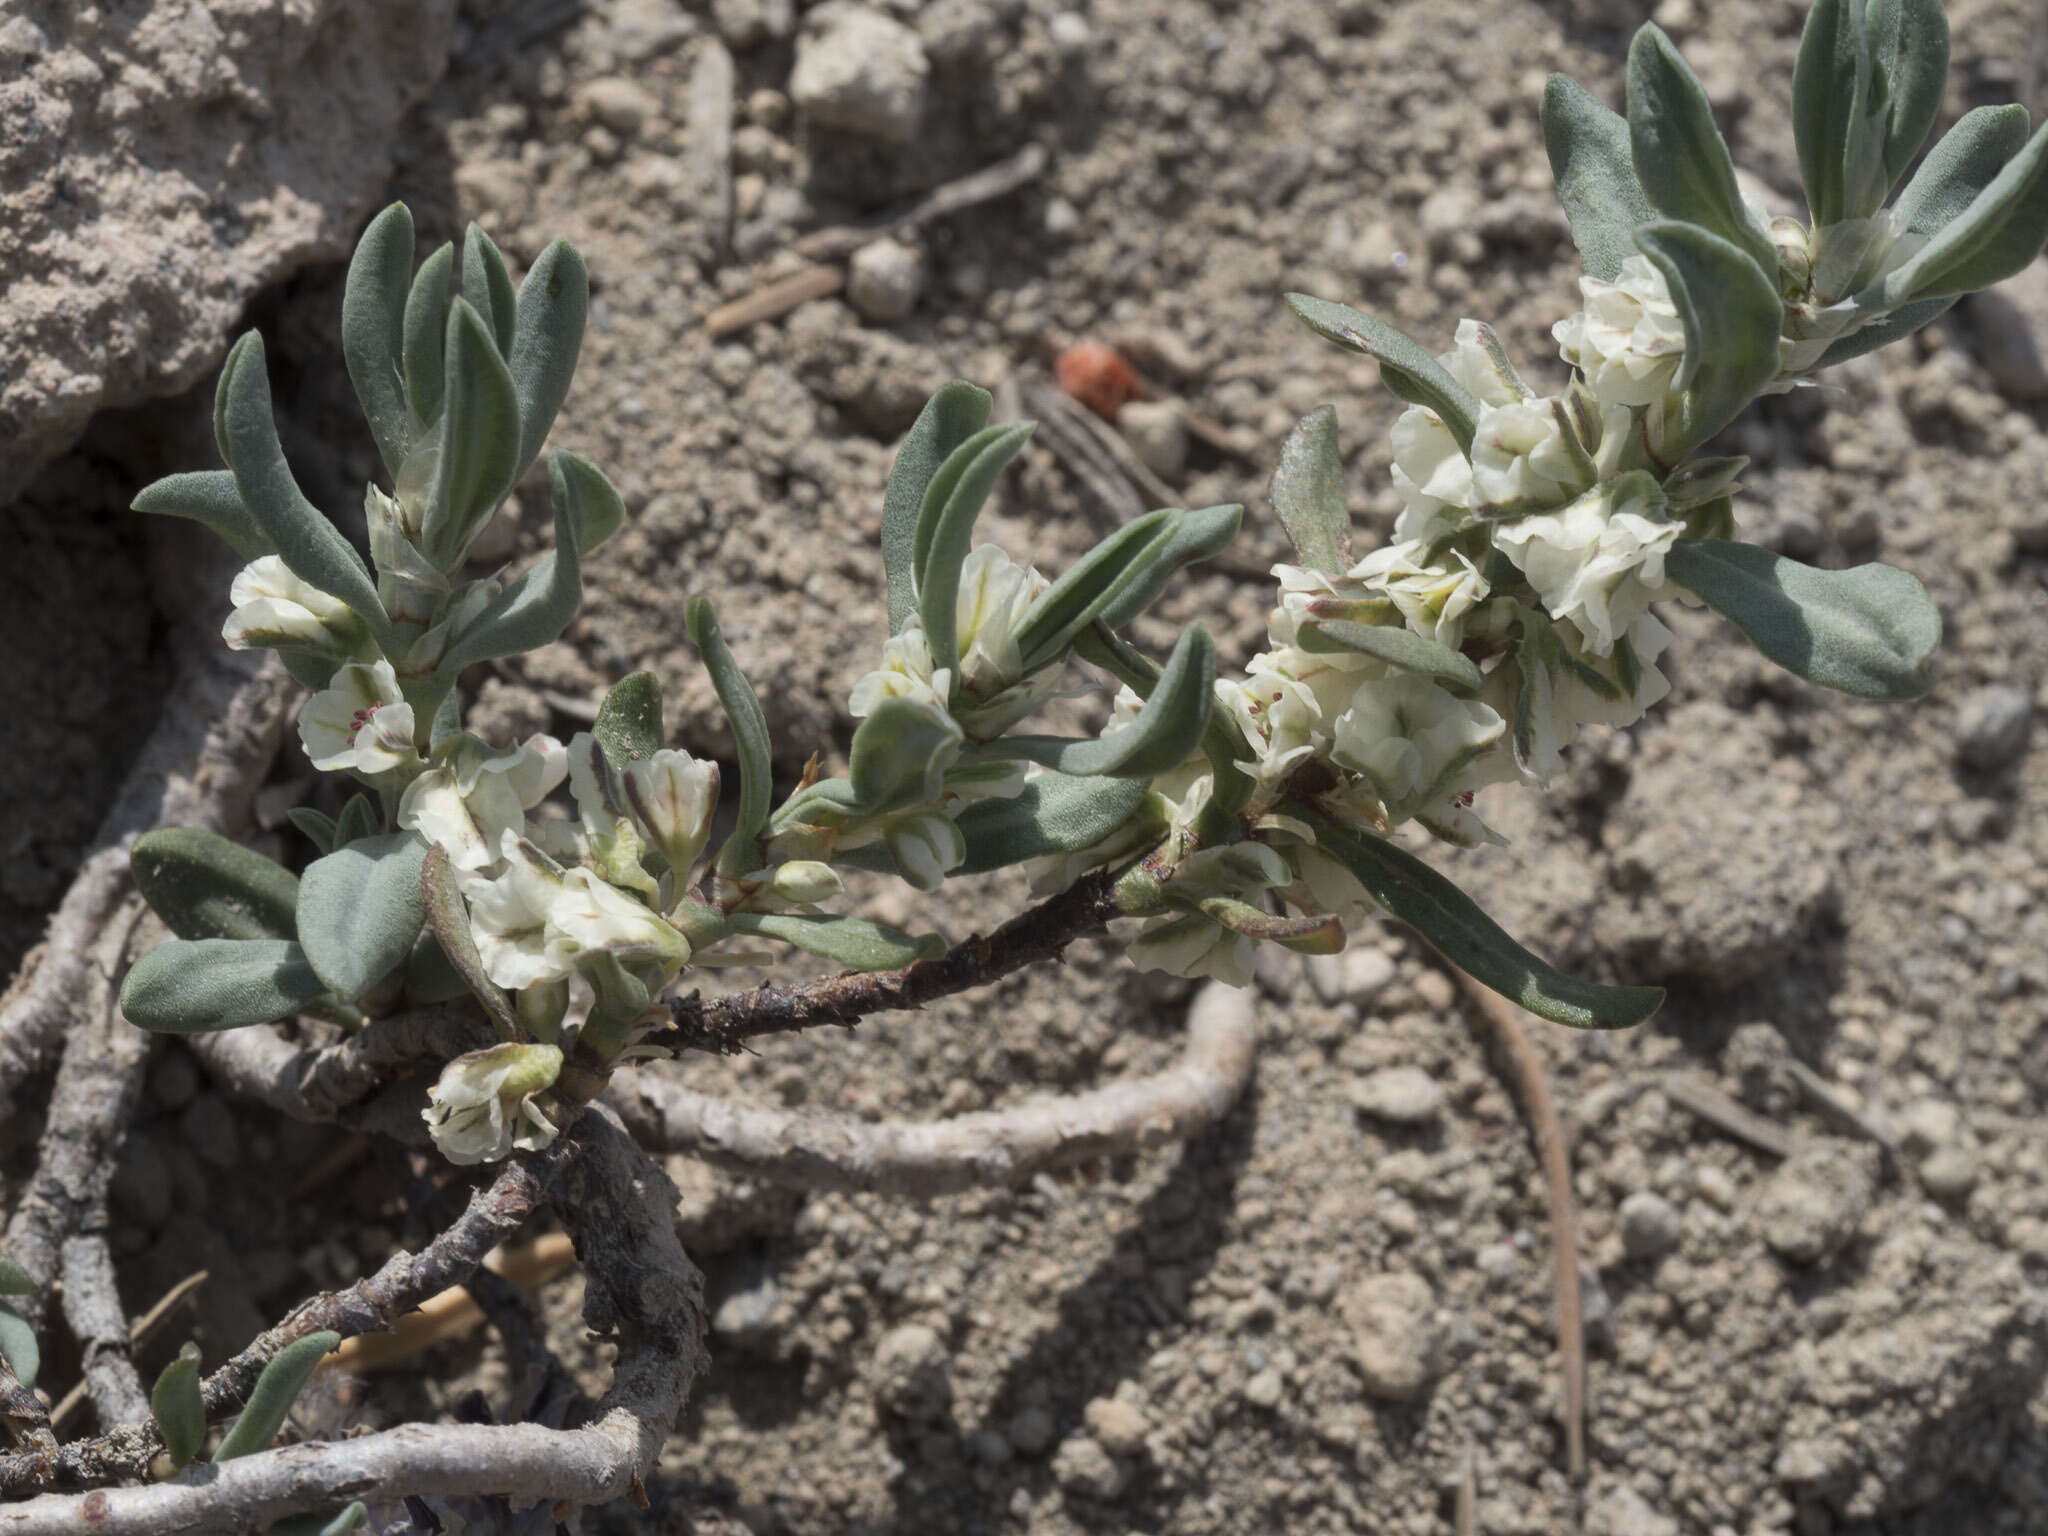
<box><xmin>0</xmin><ymin>0</ymin><xmax>458</xmax><ymax>505</ymax></box>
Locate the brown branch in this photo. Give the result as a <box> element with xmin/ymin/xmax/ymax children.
<box><xmin>610</xmin><ymin>980</ymin><xmax>1256</xmax><ymax>1195</ymax></box>
<box><xmin>656</xmin><ymin>867</ymin><xmax>1125</xmax><ymax>1056</ymax></box>
<box><xmin>0</xmin><ymin>651</ymin><xmax>293</xmax><ymax>1114</ymax></box>
<box><xmin>1455</xmin><ymin>972</ymin><xmax>1586</xmax><ymax>1483</ymax></box>
<box><xmin>56</xmin><ymin>1236</ymin><xmax>148</xmax><ymax>1432</ymax></box>
<box><xmin>0</xmin><ymin>1113</ymin><xmax>705</xmax><ymax>1535</ymax></box>
<box><xmin>0</xmin><ymin>1147</ymin><xmax>566</xmax><ymax>1496</ymax></box>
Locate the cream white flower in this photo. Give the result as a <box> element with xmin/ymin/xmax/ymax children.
<box><xmin>1127</xmin><ymin>913</ymin><xmax>1258</xmax><ymax>987</ymax></box>
<box><xmin>1486</xmin><ymin>613</ymin><xmax>1674</xmax><ymax>786</ymax></box>
<box><xmin>461</xmin><ymin>834</ymin><xmax>575</xmax><ymax>990</ymax></box>
<box><xmin>621</xmin><ymin>749</ymin><xmax>720</xmax><ymax>879</ymax></box>
<box><xmin>850</xmin><ymin>624</ymin><xmax>954</xmax><ymax>719</ymax></box>
<box><xmin>299</xmin><ymin>659</ymin><xmax>419</xmax><ymax>776</ymax></box>
<box><xmin>1349</xmin><ymin>539</ymin><xmax>1490</xmax><ymax>648</ymax></box>
<box><xmin>1217</xmin><ymin>668</ymin><xmax>1321</xmax><ymax>791</ymax></box>
<box><xmin>399</xmin><ymin>733</ymin><xmax>567</xmax><ymax>871</ymax></box>
<box><xmin>1388</xmin><ymin>405</ymin><xmax>1473</xmax><ymax>543</ymax></box>
<box><xmin>1332</xmin><ymin>675</ymin><xmax>1506</xmax><ymax>823</ymax></box>
<box><xmin>1552</xmin><ymin>255</ymin><xmax>1687</xmax><ymax>409</ymax></box>
<box><xmin>954</xmin><ymin>545</ymin><xmax>1049</xmax><ymax>700</ymax></box>
<box><xmin>1492</xmin><ymin>472</ymin><xmax>1677</xmax><ymax>656</ymax></box>
<box><xmin>421</xmin><ymin>1042</ymin><xmax>563</xmax><ymax>1166</ymax></box>
<box><xmin>223</xmin><ymin>557</ymin><xmax>363</xmax><ymax>654</ymax></box>
<box><xmin>1470</xmin><ymin>398</ymin><xmax>1588</xmax><ymax>513</ymax></box>
<box><xmin>548</xmin><ymin>867</ymin><xmax>692</xmax><ymax>974</ymax></box>
<box><xmin>1444</xmin><ymin>318</ymin><xmax>1530</xmax><ymax>407</ymax></box>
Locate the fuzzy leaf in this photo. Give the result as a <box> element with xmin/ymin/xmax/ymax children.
<box><xmin>131</xmin><ymin>827</ymin><xmax>299</xmax><ymax>942</ymax></box>
<box><xmin>1285</xmin><ymin>295</ymin><xmax>1480</xmax><ymax>454</ymax></box>
<box><xmin>333</xmin><ymin>793</ymin><xmax>382</xmax><ymax>849</ymax></box>
<box><xmin>1869</xmin><ymin>0</ymin><xmax>1951</xmax><ymax>190</ymax></box>
<box><xmin>1665</xmin><ymin>539</ymin><xmax>1940</xmax><ymax>698</ymax></box>
<box><xmin>0</xmin><ymin>1303</ymin><xmax>37</xmax><ymax>1391</ymax></box>
<box><xmin>1633</xmin><ymin>222</ymin><xmax>1784</xmax><ymax>450</ymax></box>
<box><xmin>1876</xmin><ymin>118</ymin><xmax>2048</xmax><ymax>304</ymax></box>
<box><xmin>594</xmin><ymin>671</ymin><xmax>665</xmax><ymax>770</ymax></box>
<box><xmin>1299</xmin><ymin>619</ymin><xmax>1485</xmax><ymax>696</ymax></box>
<box><xmin>687</xmin><ymin>598</ymin><xmax>774</xmax><ymax>876</ymax></box>
<box><xmin>1543</xmin><ymin>74</ymin><xmax>1660</xmax><ymax>282</ymax></box>
<box><xmin>1793</xmin><ymin>0</ymin><xmax>1866</xmax><ymax>225</ymax></box>
<box><xmin>1889</xmin><ymin>105</ymin><xmax>2033</xmax><ymax>238</ymax></box>
<box><xmin>342</xmin><ymin>203</ymin><xmax>416</xmax><ymax>480</ymax></box>
<box><xmin>120</xmin><ymin>939</ymin><xmax>328</xmax><ymax>1033</ymax></box>
<box><xmin>214</xmin><ymin>334</ymin><xmax>390</xmax><ymax>639</ymax></box>
<box><xmin>914</xmin><ymin>422</ymin><xmax>1036</xmax><ymax>673</ymax></box>
<box><xmin>131</xmin><ymin>470</ymin><xmax>276</xmax><ymax>563</ymax></box>
<box><xmin>848</xmin><ymin>696</ymin><xmax>965</xmax><ymax>814</ymax></box>
<box><xmin>421</xmin><ymin>299</ymin><xmax>523</xmax><ymax>569</ymax></box>
<box><xmin>422</xmin><ymin>845</ymin><xmax>520</xmax><ymax>1040</ymax></box>
<box><xmin>1300</xmin><ymin>811</ymin><xmax>1665</xmax><ymax>1030</ymax></box>
<box><xmin>296</xmin><ymin>833</ymin><xmax>429</xmax><ymax>1003</ymax></box>
<box><xmin>151</xmin><ymin>1342</ymin><xmax>205</xmax><ymax>1471</ymax></box>
<box><xmin>288</xmin><ymin>808</ymin><xmax>338</xmax><ymax>855</ymax></box>
<box><xmin>1011</xmin><ymin>508</ymin><xmax>1177</xmax><ymax>671</ymax></box>
<box><xmin>999</xmin><ymin>625</ymin><xmax>1216</xmax><ymax>778</ymax></box>
<box><xmin>1269</xmin><ymin>407</ymin><xmax>1353</xmax><ymax>575</ymax></box>
<box><xmin>402</xmin><ymin>242</ymin><xmax>455</xmax><ymax>426</ymax></box>
<box><xmin>884</xmin><ymin>383</ymin><xmax>993</xmax><ymax>635</ymax></box>
<box><xmin>0</xmin><ymin>1261</ymin><xmax>32</xmax><ymax>1296</ymax></box>
<box><xmin>461</xmin><ymin>223</ymin><xmax>518</xmax><ymax>355</ymax></box>
<box><xmin>434</xmin><ymin>451</ymin><xmax>597</xmax><ymax>673</ymax></box>
<box><xmin>953</xmin><ymin>772</ymin><xmax>1153</xmax><ymax>876</ymax></box>
<box><xmin>1627</xmin><ymin>25</ymin><xmax>1777</xmax><ymax>274</ymax></box>
<box><xmin>509</xmin><ymin>240</ymin><xmax>590</xmax><ymax>484</ymax></box>
<box><xmin>1093</xmin><ymin>502</ymin><xmax>1243</xmax><ymax>631</ymax></box>
<box><xmin>1192</xmin><ymin>895</ymin><xmax>1346</xmax><ymax>954</ymax></box>
<box><xmin>727</xmin><ymin>911</ymin><xmax>945</xmax><ymax>971</ymax></box>
<box><xmin>215</xmin><ymin>1332</ymin><xmax>340</xmax><ymax>1461</ymax></box>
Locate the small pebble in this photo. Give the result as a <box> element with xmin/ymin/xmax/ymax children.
<box><xmin>1117</xmin><ymin>399</ymin><xmax>1189</xmax><ymax>480</ymax></box>
<box><xmin>1082</xmin><ymin>1397</ymin><xmax>1148</xmax><ymax>1456</ymax></box>
<box><xmin>149</xmin><ymin>1048</ymin><xmax>201</xmax><ymax>1111</ymax></box>
<box><xmin>1047</xmin><ymin>10</ymin><xmax>1091</xmax><ymax>52</ymax></box>
<box><xmin>788</xmin><ymin>4</ymin><xmax>930</xmax><ymax>144</ymax></box>
<box><xmin>871</xmin><ymin>1323</ymin><xmax>951</xmax><ymax>1419</ymax></box>
<box><xmin>1896</xmin><ymin>1097</ymin><xmax>1960</xmax><ymax>1155</ymax></box>
<box><xmin>1693</xmin><ymin>1164</ymin><xmax>1738</xmax><ymax>1211</ymax></box>
<box><xmin>1051</xmin><ymin>1434</ymin><xmax>1128</xmax><ymax>1499</ymax></box>
<box><xmin>1242</xmin><ymin>1367</ymin><xmax>1284</xmax><ymax>1409</ymax></box>
<box><xmin>1339</xmin><ymin>1271</ymin><xmax>1440</xmax><ymax>1401</ymax></box>
<box><xmin>1956</xmin><ymin>685</ymin><xmax>2031</xmax><ymax>771</ymax></box>
<box><xmin>1919</xmin><ymin>1144</ymin><xmax>1980</xmax><ymax>1201</ymax></box>
<box><xmin>1005</xmin><ymin>1404</ymin><xmax>1055</xmax><ymax>1455</ymax></box>
<box><xmin>581</xmin><ymin>78</ymin><xmax>658</xmax><ymax>136</ymax></box>
<box><xmin>1618</xmin><ymin>1190</ymin><xmax>1684</xmax><ymax>1260</ymax></box>
<box><xmin>1348</xmin><ymin>1066</ymin><xmax>1446</xmax><ymax>1126</ymax></box>
<box><xmin>1757</xmin><ymin>1139</ymin><xmax>1878</xmax><ymax>1265</ymax></box>
<box><xmin>846</xmin><ymin>237</ymin><xmax>924</xmax><ymax>324</ymax></box>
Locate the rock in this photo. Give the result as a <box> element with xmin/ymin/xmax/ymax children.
<box><xmin>1005</xmin><ymin>1404</ymin><xmax>1056</xmax><ymax>1455</ymax></box>
<box><xmin>1775</xmin><ymin>1249</ymin><xmax>2048</xmax><ymax>1519</ymax></box>
<box><xmin>0</xmin><ymin>0</ymin><xmax>456</xmax><ymax>505</ymax></box>
<box><xmin>1919</xmin><ymin>1144</ymin><xmax>1980</xmax><ymax>1202</ymax></box>
<box><xmin>1339</xmin><ymin>1272</ymin><xmax>1440</xmax><ymax>1401</ymax></box>
<box><xmin>1757</xmin><ymin>1139</ymin><xmax>1879</xmax><ymax>1265</ymax></box>
<box><xmin>1117</xmin><ymin>400</ymin><xmax>1189</xmax><ymax>480</ymax></box>
<box><xmin>1242</xmin><ymin>1367</ymin><xmax>1284</xmax><ymax>1409</ymax></box>
<box><xmin>1724</xmin><ymin>1021</ymin><xmax>1798</xmax><ymax>1116</ymax></box>
<box><xmin>1962</xmin><ymin>281</ymin><xmax>2048</xmax><ymax>401</ymax></box>
<box><xmin>1955</xmin><ymin>685</ymin><xmax>2032</xmax><ymax>771</ymax></box>
<box><xmin>1693</xmin><ymin>1164</ymin><xmax>1738</xmax><ymax>1211</ymax></box>
<box><xmin>711</xmin><ymin>1262</ymin><xmax>781</xmax><ymax>1352</ymax></box>
<box><xmin>714</xmin><ymin>0</ymin><xmax>795</xmax><ymax>47</ymax></box>
<box><xmin>1587</xmin><ymin>1485</ymin><xmax>1680</xmax><ymax>1536</ymax></box>
<box><xmin>1047</xmin><ymin>11</ymin><xmax>1092</xmax><ymax>53</ymax></box>
<box><xmin>788</xmin><ymin>5</ymin><xmax>929</xmax><ymax>144</ymax></box>
<box><xmin>1051</xmin><ymin>1434</ymin><xmax>1128</xmax><ymax>1499</ymax></box>
<box><xmin>1897</xmin><ymin>1098</ymin><xmax>1960</xmax><ymax>1156</ymax></box>
<box><xmin>917</xmin><ymin>0</ymin><xmax>1003</xmax><ymax>64</ymax></box>
<box><xmin>846</xmin><ymin>238</ymin><xmax>925</xmax><ymax>324</ymax></box>
<box><xmin>581</xmin><ymin>77</ymin><xmax>659</xmax><ymax>136</ymax></box>
<box><xmin>178</xmin><ymin>1095</ymin><xmax>240</xmax><ymax>1171</ymax></box>
<box><xmin>1347</xmin><ymin>1066</ymin><xmax>1446</xmax><ymax>1126</ymax></box>
<box><xmin>1618</xmin><ymin>1190</ymin><xmax>1684</xmax><ymax>1260</ymax></box>
<box><xmin>111</xmin><ymin>1132</ymin><xmax>174</xmax><ymax>1231</ymax></box>
<box><xmin>871</xmin><ymin>1323</ymin><xmax>952</xmax><ymax>1419</ymax></box>
<box><xmin>1082</xmin><ymin>1397</ymin><xmax>1148</xmax><ymax>1456</ymax></box>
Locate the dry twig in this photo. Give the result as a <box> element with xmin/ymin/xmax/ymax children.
<box><xmin>55</xmin><ymin>1237</ymin><xmax>148</xmax><ymax>1433</ymax></box>
<box><xmin>791</xmin><ymin>143</ymin><xmax>1049</xmax><ymax>262</ymax></box>
<box><xmin>1455</xmin><ymin>973</ymin><xmax>1586</xmax><ymax>1482</ymax></box>
<box><xmin>1660</xmin><ymin>1072</ymin><xmax>1794</xmax><ymax>1160</ymax></box>
<box><xmin>50</xmin><ymin>1271</ymin><xmax>210</xmax><ymax>1436</ymax></box>
<box><xmin>702</xmin><ymin>265</ymin><xmax>845</xmax><ymax>340</ymax></box>
<box><xmin>611</xmin><ymin>981</ymin><xmax>1257</xmax><ymax>1194</ymax></box>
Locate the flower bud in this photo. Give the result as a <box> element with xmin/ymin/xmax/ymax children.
<box><xmin>621</xmin><ymin>750</ymin><xmax>720</xmax><ymax>878</ymax></box>
<box><xmin>766</xmin><ymin>860</ymin><xmax>844</xmax><ymax>906</ymax></box>
<box><xmin>422</xmin><ymin>1042</ymin><xmax>563</xmax><ymax>1165</ymax></box>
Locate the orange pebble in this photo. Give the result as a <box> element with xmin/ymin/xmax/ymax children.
<box><xmin>1055</xmin><ymin>339</ymin><xmax>1142</xmax><ymax>423</ymax></box>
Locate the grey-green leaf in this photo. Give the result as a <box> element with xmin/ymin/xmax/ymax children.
<box><xmin>1269</xmin><ymin>407</ymin><xmax>1353</xmax><ymax>575</ymax></box>
<box><xmin>1664</xmin><ymin>538</ymin><xmax>1940</xmax><ymax>698</ymax></box>
<box><xmin>1285</xmin><ymin>295</ymin><xmax>1480</xmax><ymax>455</ymax></box>
<box><xmin>687</xmin><ymin>597</ymin><xmax>774</xmax><ymax>876</ymax></box>
<box><xmin>131</xmin><ymin>471</ymin><xmax>276</xmax><ymax>563</ymax></box>
<box><xmin>131</xmin><ymin>827</ymin><xmax>300</xmax><ymax>942</ymax></box>
<box><xmin>1543</xmin><ymin>73</ymin><xmax>1660</xmax><ymax>283</ymax></box>
<box><xmin>287</xmin><ymin>808</ymin><xmax>338</xmax><ymax>855</ymax></box>
<box><xmin>296</xmin><ymin>833</ymin><xmax>430</xmax><ymax>1004</ymax></box>
<box><xmin>1300</xmin><ymin>619</ymin><xmax>1485</xmax><ymax>696</ymax></box>
<box><xmin>848</xmin><ymin>696</ymin><xmax>964</xmax><ymax>814</ymax></box>
<box><xmin>1876</xmin><ymin>119</ymin><xmax>2048</xmax><ymax>305</ymax></box>
<box><xmin>461</xmin><ymin>222</ymin><xmax>518</xmax><ymax>356</ymax></box>
<box><xmin>727</xmin><ymin>911</ymin><xmax>945</xmax><ymax>971</ymax></box>
<box><xmin>953</xmin><ymin>772</ymin><xmax>1153</xmax><ymax>876</ymax></box>
<box><xmin>1627</xmin><ymin>24</ymin><xmax>1777</xmax><ymax>274</ymax></box>
<box><xmin>402</xmin><ymin>928</ymin><xmax>474</xmax><ymax>1006</ymax></box>
<box><xmin>342</xmin><ymin>202</ymin><xmax>416</xmax><ymax>480</ymax></box>
<box><xmin>120</xmin><ymin>939</ymin><xmax>329</xmax><ymax>1033</ymax></box>
<box><xmin>0</xmin><ymin>1303</ymin><xmax>38</xmax><ymax>1391</ymax></box>
<box><xmin>1792</xmin><ymin>0</ymin><xmax>1865</xmax><ymax>225</ymax></box>
<box><xmin>215</xmin><ymin>1331</ymin><xmax>340</xmax><ymax>1461</ymax></box>
<box><xmin>151</xmin><ymin>1342</ymin><xmax>205</xmax><ymax>1471</ymax></box>
<box><xmin>333</xmin><ymin>792</ymin><xmax>382</xmax><ymax>849</ymax></box>
<box><xmin>214</xmin><ymin>334</ymin><xmax>390</xmax><ymax>638</ymax></box>
<box><xmin>1298</xmin><ymin>811</ymin><xmax>1665</xmax><ymax>1030</ymax></box>
<box><xmin>999</xmin><ymin>625</ymin><xmax>1216</xmax><ymax>778</ymax></box>
<box><xmin>1814</xmin><ymin>295</ymin><xmax>1957</xmax><ymax>368</ymax></box>
<box><xmin>422</xmin><ymin>845</ymin><xmax>520</xmax><ymax>1041</ymax></box>
<box><xmin>1889</xmin><ymin>105</ymin><xmax>2032</xmax><ymax>238</ymax></box>
<box><xmin>1633</xmin><ymin>221</ymin><xmax>1784</xmax><ymax>450</ymax></box>
<box><xmin>884</xmin><ymin>383</ymin><xmax>992</xmax><ymax>635</ymax></box>
<box><xmin>402</xmin><ymin>242</ymin><xmax>455</xmax><ymax>426</ymax></box>
<box><xmin>914</xmin><ymin>421</ymin><xmax>1035</xmax><ymax>674</ymax></box>
<box><xmin>509</xmin><ymin>239</ymin><xmax>590</xmax><ymax>483</ymax></box>
<box><xmin>1010</xmin><ymin>508</ymin><xmax>1177</xmax><ymax>671</ymax></box>
<box><xmin>433</xmin><ymin>451</ymin><xmax>595</xmax><ymax>674</ymax></box>
<box><xmin>594</xmin><ymin>671</ymin><xmax>665</xmax><ymax>770</ymax></box>
<box><xmin>421</xmin><ymin>299</ymin><xmax>523</xmax><ymax>569</ymax></box>
<box><xmin>1093</xmin><ymin>502</ymin><xmax>1244</xmax><ymax>631</ymax></box>
<box><xmin>0</xmin><ymin>1261</ymin><xmax>31</xmax><ymax>1296</ymax></box>
<box><xmin>554</xmin><ymin>446</ymin><xmax>626</xmax><ymax>555</ymax></box>
<box><xmin>1870</xmin><ymin>0</ymin><xmax>1950</xmax><ymax>190</ymax></box>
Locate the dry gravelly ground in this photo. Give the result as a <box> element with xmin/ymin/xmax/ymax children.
<box><xmin>7</xmin><ymin>0</ymin><xmax>2048</xmax><ymax>1530</ymax></box>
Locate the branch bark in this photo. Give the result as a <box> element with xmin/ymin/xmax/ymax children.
<box><xmin>611</xmin><ymin>981</ymin><xmax>1257</xmax><ymax>1195</ymax></box>
<box><xmin>56</xmin><ymin>1237</ymin><xmax>148</xmax><ymax>1432</ymax></box>
<box><xmin>0</xmin><ymin>651</ymin><xmax>294</xmax><ymax>1114</ymax></box>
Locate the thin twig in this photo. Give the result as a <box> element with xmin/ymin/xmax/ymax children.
<box><xmin>50</xmin><ymin>1271</ymin><xmax>209</xmax><ymax>1436</ymax></box>
<box><xmin>1455</xmin><ymin>1444</ymin><xmax>1477</xmax><ymax>1536</ymax></box>
<box><xmin>1782</xmin><ymin>1058</ymin><xmax>1900</xmax><ymax>1167</ymax></box>
<box><xmin>0</xmin><ymin>651</ymin><xmax>293</xmax><ymax>1114</ymax></box>
<box><xmin>0</xmin><ymin>1113</ymin><xmax>707</xmax><ymax>1535</ymax></box>
<box><xmin>1019</xmin><ymin>371</ymin><xmax>1180</xmax><ymax>510</ymax></box>
<box><xmin>326</xmin><ymin>1232</ymin><xmax>577</xmax><ymax>1373</ymax></box>
<box><xmin>792</xmin><ymin>143</ymin><xmax>1049</xmax><ymax>262</ymax></box>
<box><xmin>611</xmin><ymin>981</ymin><xmax>1256</xmax><ymax>1195</ymax></box>
<box><xmin>1660</xmin><ymin>1072</ymin><xmax>1794</xmax><ymax>1160</ymax></box>
<box><xmin>702</xmin><ymin>265</ymin><xmax>844</xmax><ymax>340</ymax></box>
<box><xmin>655</xmin><ymin>867</ymin><xmax>1125</xmax><ymax>1056</ymax></box>
<box><xmin>1455</xmin><ymin>974</ymin><xmax>1585</xmax><ymax>1483</ymax></box>
<box><xmin>56</xmin><ymin>1236</ymin><xmax>148</xmax><ymax>1432</ymax></box>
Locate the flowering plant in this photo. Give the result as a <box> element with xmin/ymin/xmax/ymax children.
<box><xmin>114</xmin><ymin>0</ymin><xmax>2044</xmax><ymax>1179</ymax></box>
